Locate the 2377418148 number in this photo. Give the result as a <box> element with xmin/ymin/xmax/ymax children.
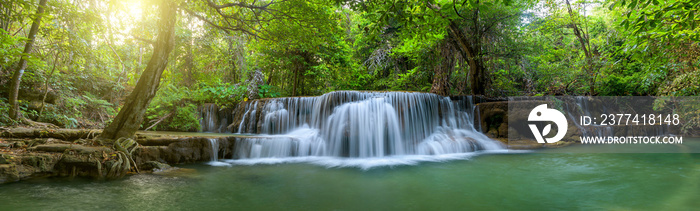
<box><xmin>601</xmin><ymin>114</ymin><xmax>680</xmax><ymax>125</ymax></box>
<box><xmin>580</xmin><ymin>114</ymin><xmax>680</xmax><ymax>126</ymax></box>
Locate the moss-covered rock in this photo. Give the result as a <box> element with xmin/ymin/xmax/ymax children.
<box><xmin>0</xmin><ymin>164</ymin><xmax>20</xmax><ymax>183</ymax></box>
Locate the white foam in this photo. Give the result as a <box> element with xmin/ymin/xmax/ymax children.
<box><xmin>211</xmin><ymin>150</ymin><xmax>523</xmax><ymax>170</ymax></box>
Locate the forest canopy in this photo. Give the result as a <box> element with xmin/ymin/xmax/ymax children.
<box><xmin>1</xmin><ymin>0</ymin><xmax>698</xmax><ymax>132</ymax></box>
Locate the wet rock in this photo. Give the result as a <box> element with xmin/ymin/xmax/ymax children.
<box><xmin>19</xmin><ymin>154</ymin><xmax>57</xmax><ymax>172</ymax></box>
<box><xmin>53</xmin><ymin>153</ymin><xmax>104</xmax><ymax>179</ymax></box>
<box><xmin>0</xmin><ymin>164</ymin><xmax>20</xmax><ymax>183</ymax></box>
<box><xmin>228</xmin><ymin>102</ymin><xmax>249</xmax><ymax>132</ymax></box>
<box><xmin>478</xmin><ymin>101</ymin><xmax>509</xmax><ymax>138</ymax></box>
<box><xmin>229</xmin><ymin>100</ymin><xmax>268</xmax><ymax>133</ymax></box>
<box><xmin>0</xmin><ymin>152</ymin><xmax>63</xmax><ymax>183</ymax></box>
<box><xmin>133</xmin><ymin>137</ymin><xmax>235</xmax><ymax>165</ymax></box>
<box><xmin>503</xmin><ymin>100</ymin><xmax>555</xmax><ymax>140</ymax></box>
<box><xmin>141</xmin><ymin>161</ymin><xmax>172</xmax><ymax>171</ymax></box>
<box><xmin>1</xmin><ymin>133</ymin><xmax>239</xmax><ymax>184</ymax></box>
<box><xmin>134</xmin><ymin>146</ymin><xmax>168</xmax><ymax>164</ymax></box>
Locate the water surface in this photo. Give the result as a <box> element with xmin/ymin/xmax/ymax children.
<box><xmin>1</xmin><ymin>144</ymin><xmax>698</xmax><ymax>210</ymax></box>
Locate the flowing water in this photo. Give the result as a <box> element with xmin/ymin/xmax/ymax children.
<box><xmin>199</xmin><ymin>104</ymin><xmax>232</xmax><ymax>133</ymax></box>
<box><xmin>226</xmin><ymin>91</ymin><xmax>503</xmax><ymax>167</ymax></box>
<box><xmin>0</xmin><ymin>143</ymin><xmax>698</xmax><ymax>210</ymax></box>
<box><xmin>208</xmin><ymin>138</ymin><xmax>219</xmax><ymax>162</ymax></box>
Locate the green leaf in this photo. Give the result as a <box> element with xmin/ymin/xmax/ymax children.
<box><xmin>688</xmin><ymin>11</ymin><xmax>694</xmax><ymax>23</ymax></box>
<box><xmin>628</xmin><ymin>0</ymin><xmax>637</xmax><ymax>9</ymax></box>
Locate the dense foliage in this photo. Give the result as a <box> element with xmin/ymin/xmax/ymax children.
<box><xmin>0</xmin><ymin>0</ymin><xmax>697</xmax><ymax>130</ymax></box>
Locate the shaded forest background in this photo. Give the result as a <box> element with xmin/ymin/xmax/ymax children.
<box><xmin>1</xmin><ymin>0</ymin><xmax>698</xmax><ymax>132</ymax></box>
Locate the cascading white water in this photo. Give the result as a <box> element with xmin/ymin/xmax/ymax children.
<box><xmin>564</xmin><ymin>96</ymin><xmax>616</xmax><ymax>137</ymax></box>
<box><xmin>324</xmin><ymin>98</ymin><xmax>404</xmax><ymax>157</ymax></box>
<box><xmin>209</xmin><ymin>138</ymin><xmax>219</xmax><ymax>162</ymax></box>
<box><xmin>228</xmin><ymin>91</ymin><xmax>505</xmax><ymax>166</ymax></box>
<box><xmin>199</xmin><ymin>104</ymin><xmax>218</xmax><ymax>132</ymax></box>
<box><xmin>237</xmin><ymin>101</ymin><xmax>259</xmax><ymax>133</ymax></box>
<box><xmin>235</xmin><ymin>126</ymin><xmax>326</xmax><ymax>158</ymax></box>
<box><xmin>199</xmin><ymin>104</ymin><xmax>231</xmax><ymax>133</ymax></box>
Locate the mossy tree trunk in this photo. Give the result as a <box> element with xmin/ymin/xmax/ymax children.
<box><xmin>98</xmin><ymin>1</ymin><xmax>177</xmax><ymax>140</ymax></box>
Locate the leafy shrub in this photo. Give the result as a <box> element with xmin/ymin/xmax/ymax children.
<box><xmin>659</xmin><ymin>71</ymin><xmax>700</xmax><ymax>96</ymax></box>
<box><xmin>192</xmin><ymin>80</ymin><xmax>248</xmax><ymax>107</ymax></box>
<box><xmin>0</xmin><ymin>98</ymin><xmax>17</xmax><ymax>126</ymax></box>
<box><xmin>81</xmin><ymin>92</ymin><xmax>116</xmax><ymax>122</ymax></box>
<box><xmin>169</xmin><ymin>104</ymin><xmax>200</xmax><ymax>131</ymax></box>
<box><xmin>145</xmin><ymin>84</ymin><xmax>194</xmax><ymax>131</ymax></box>
<box><xmin>258</xmin><ymin>84</ymin><xmax>281</xmax><ymax>98</ymax></box>
<box><xmin>145</xmin><ymin>81</ymin><xmax>249</xmax><ymax>131</ymax></box>
<box><xmin>38</xmin><ymin>105</ymin><xmax>79</xmax><ymax>128</ymax></box>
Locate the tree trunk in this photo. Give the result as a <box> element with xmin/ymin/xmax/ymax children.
<box><xmin>227</xmin><ymin>38</ymin><xmax>238</xmax><ymax>82</ymax></box>
<box><xmin>184</xmin><ymin>36</ymin><xmax>194</xmax><ymax>86</ymax></box>
<box><xmin>565</xmin><ymin>0</ymin><xmax>595</xmax><ymax>95</ymax></box>
<box><xmin>39</xmin><ymin>53</ymin><xmax>60</xmax><ymax>116</ymax></box>
<box><xmin>468</xmin><ymin>57</ymin><xmax>485</xmax><ymax>95</ymax></box>
<box><xmin>1</xmin><ymin>3</ymin><xmax>12</xmax><ymax>32</ymax></box>
<box><xmin>8</xmin><ymin>0</ymin><xmax>48</xmax><ymax>120</ymax></box>
<box><xmin>292</xmin><ymin>66</ymin><xmax>298</xmax><ymax>96</ymax></box>
<box><xmin>446</xmin><ymin>21</ymin><xmax>486</xmax><ymax>95</ymax></box>
<box><xmin>430</xmin><ymin>66</ymin><xmax>451</xmax><ymax>96</ymax></box>
<box><xmin>430</xmin><ymin>42</ymin><xmax>453</xmax><ymax>96</ymax></box>
<box><xmin>98</xmin><ymin>1</ymin><xmax>177</xmax><ymax>140</ymax></box>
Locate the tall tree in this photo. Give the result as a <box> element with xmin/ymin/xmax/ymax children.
<box><xmin>564</xmin><ymin>0</ymin><xmax>597</xmax><ymax>95</ymax></box>
<box><xmin>251</xmin><ymin>0</ymin><xmax>352</xmax><ymax>96</ymax></box>
<box><xmin>99</xmin><ymin>0</ymin><xmax>178</xmax><ymax>140</ymax></box>
<box><xmin>7</xmin><ymin>0</ymin><xmax>48</xmax><ymax>121</ymax></box>
<box><xmin>101</xmin><ymin>0</ymin><xmax>310</xmax><ymax>139</ymax></box>
<box><xmin>356</xmin><ymin>0</ymin><xmax>528</xmax><ymax>95</ymax></box>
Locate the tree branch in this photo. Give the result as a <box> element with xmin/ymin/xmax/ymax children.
<box><xmin>181</xmin><ymin>6</ymin><xmax>266</xmax><ymax>39</ymax></box>
<box><xmin>205</xmin><ymin>0</ymin><xmax>275</xmax><ymax>10</ymax></box>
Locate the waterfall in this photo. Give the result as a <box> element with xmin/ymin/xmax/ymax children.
<box><xmin>199</xmin><ymin>104</ymin><xmax>231</xmax><ymax>133</ymax></box>
<box><xmin>564</xmin><ymin>96</ymin><xmax>616</xmax><ymax>137</ymax></box>
<box><xmin>237</xmin><ymin>101</ymin><xmax>260</xmax><ymax>133</ymax></box>
<box><xmin>199</xmin><ymin>104</ymin><xmax>218</xmax><ymax>132</ymax></box>
<box><xmin>235</xmin><ymin>126</ymin><xmax>326</xmax><ymax>158</ymax></box>
<box><xmin>226</xmin><ymin>91</ymin><xmax>504</xmax><ymax>165</ymax></box>
<box><xmin>209</xmin><ymin>138</ymin><xmax>219</xmax><ymax>161</ymax></box>
<box><xmin>324</xmin><ymin>98</ymin><xmax>404</xmax><ymax>157</ymax></box>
